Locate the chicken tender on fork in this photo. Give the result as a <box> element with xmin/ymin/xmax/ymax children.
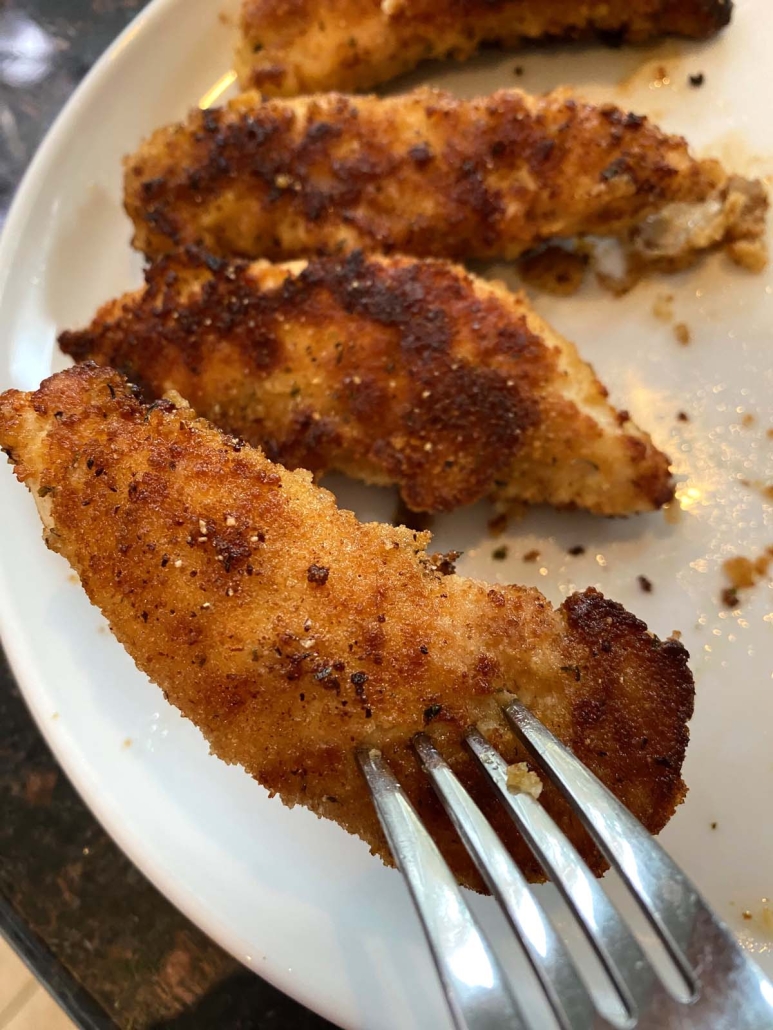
<box><xmin>125</xmin><ymin>88</ymin><xmax>766</xmax><ymax>272</ymax></box>
<box><xmin>59</xmin><ymin>249</ymin><xmax>674</xmax><ymax>516</ymax></box>
<box><xmin>236</xmin><ymin>0</ymin><xmax>733</xmax><ymax>96</ymax></box>
<box><xmin>0</xmin><ymin>365</ymin><xmax>694</xmax><ymax>890</ymax></box>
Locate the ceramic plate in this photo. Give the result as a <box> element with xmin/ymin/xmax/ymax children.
<box><xmin>1</xmin><ymin>0</ymin><xmax>772</xmax><ymax>1026</ymax></box>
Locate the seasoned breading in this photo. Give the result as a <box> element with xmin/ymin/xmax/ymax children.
<box><xmin>236</xmin><ymin>0</ymin><xmax>732</xmax><ymax>96</ymax></box>
<box><xmin>0</xmin><ymin>365</ymin><xmax>694</xmax><ymax>889</ymax></box>
<box><xmin>59</xmin><ymin>250</ymin><xmax>673</xmax><ymax>515</ymax></box>
<box><xmin>125</xmin><ymin>88</ymin><xmax>765</xmax><ymax>270</ymax></box>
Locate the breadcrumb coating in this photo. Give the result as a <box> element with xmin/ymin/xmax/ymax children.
<box><xmin>125</xmin><ymin>88</ymin><xmax>763</xmax><ymax>271</ymax></box>
<box><xmin>0</xmin><ymin>365</ymin><xmax>694</xmax><ymax>889</ymax></box>
<box><xmin>236</xmin><ymin>0</ymin><xmax>732</xmax><ymax>96</ymax></box>
<box><xmin>59</xmin><ymin>250</ymin><xmax>673</xmax><ymax>515</ymax></box>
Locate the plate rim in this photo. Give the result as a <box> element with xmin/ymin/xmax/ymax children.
<box><xmin>2</xmin><ymin>4</ymin><xmax>773</xmax><ymax>1028</ymax></box>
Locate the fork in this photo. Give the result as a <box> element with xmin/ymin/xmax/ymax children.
<box><xmin>358</xmin><ymin>699</ymin><xmax>773</xmax><ymax>1030</ymax></box>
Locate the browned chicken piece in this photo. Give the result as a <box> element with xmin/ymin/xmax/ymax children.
<box><xmin>125</xmin><ymin>88</ymin><xmax>766</xmax><ymax>272</ymax></box>
<box><xmin>236</xmin><ymin>0</ymin><xmax>732</xmax><ymax>96</ymax></box>
<box><xmin>59</xmin><ymin>250</ymin><xmax>673</xmax><ymax>516</ymax></box>
<box><xmin>0</xmin><ymin>365</ymin><xmax>694</xmax><ymax>890</ymax></box>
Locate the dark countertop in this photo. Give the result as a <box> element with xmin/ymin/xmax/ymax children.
<box><xmin>0</xmin><ymin>4</ymin><xmax>335</xmax><ymax>1027</ymax></box>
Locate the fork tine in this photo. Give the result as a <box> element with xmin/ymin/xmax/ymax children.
<box><xmin>413</xmin><ymin>732</ymin><xmax>603</xmax><ymax>1030</ymax></box>
<box><xmin>504</xmin><ymin>699</ymin><xmax>773</xmax><ymax>1030</ymax></box>
<box><xmin>466</xmin><ymin>726</ymin><xmax>656</xmax><ymax>1025</ymax></box>
<box><xmin>357</xmin><ymin>747</ymin><xmax>527</xmax><ymax>1030</ymax></box>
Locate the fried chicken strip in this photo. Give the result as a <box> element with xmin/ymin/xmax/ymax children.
<box><xmin>125</xmin><ymin>88</ymin><xmax>766</xmax><ymax>270</ymax></box>
<box><xmin>59</xmin><ymin>250</ymin><xmax>673</xmax><ymax>515</ymax></box>
<box><xmin>236</xmin><ymin>0</ymin><xmax>732</xmax><ymax>96</ymax></box>
<box><xmin>0</xmin><ymin>365</ymin><xmax>693</xmax><ymax>889</ymax></box>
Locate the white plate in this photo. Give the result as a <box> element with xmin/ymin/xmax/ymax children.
<box><xmin>1</xmin><ymin>0</ymin><xmax>773</xmax><ymax>1026</ymax></box>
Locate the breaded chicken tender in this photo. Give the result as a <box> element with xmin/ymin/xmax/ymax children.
<box><xmin>236</xmin><ymin>0</ymin><xmax>732</xmax><ymax>95</ymax></box>
<box><xmin>59</xmin><ymin>250</ymin><xmax>673</xmax><ymax>515</ymax></box>
<box><xmin>125</xmin><ymin>88</ymin><xmax>766</xmax><ymax>269</ymax></box>
<box><xmin>0</xmin><ymin>365</ymin><xmax>694</xmax><ymax>889</ymax></box>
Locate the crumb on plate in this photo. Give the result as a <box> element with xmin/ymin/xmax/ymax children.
<box><xmin>519</xmin><ymin>246</ymin><xmax>588</xmax><ymax>296</ymax></box>
<box><xmin>674</xmin><ymin>322</ymin><xmax>691</xmax><ymax>345</ymax></box>
<box><xmin>653</xmin><ymin>293</ymin><xmax>674</xmax><ymax>321</ymax></box>
<box><xmin>488</xmin><ymin>512</ymin><xmax>508</xmax><ymax>537</ymax></box>
<box><xmin>721</xmin><ymin>548</ymin><xmax>773</xmax><ymax>606</ymax></box>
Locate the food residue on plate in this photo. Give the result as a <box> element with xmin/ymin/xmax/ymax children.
<box><xmin>488</xmin><ymin>511</ymin><xmax>508</xmax><ymax>537</ymax></box>
<box><xmin>518</xmin><ymin>245</ymin><xmax>589</xmax><ymax>296</ymax></box>
<box><xmin>638</xmin><ymin>575</ymin><xmax>654</xmax><ymax>593</ymax></box>
<box><xmin>740</xmin><ymin>902</ymin><xmax>773</xmax><ymax>937</ymax></box>
<box><xmin>506</xmin><ymin>763</ymin><xmax>543</xmax><ymax>799</ymax></box>
<box><xmin>653</xmin><ymin>292</ymin><xmax>674</xmax><ymax>321</ymax></box>
<box><xmin>674</xmin><ymin>322</ymin><xmax>691</xmax><ymax>345</ymax></box>
<box><xmin>663</xmin><ymin>502</ymin><xmax>682</xmax><ymax>525</ymax></box>
<box><xmin>650</xmin><ymin>64</ymin><xmax>670</xmax><ymax>89</ymax></box>
<box><xmin>615</xmin><ymin>48</ymin><xmax>683</xmax><ymax>94</ymax></box>
<box><xmin>492</xmin><ymin>545</ymin><xmax>509</xmax><ymax>561</ymax></box>
<box><xmin>652</xmin><ymin>295</ymin><xmax>693</xmax><ymax>344</ymax></box>
<box><xmin>522</xmin><ymin>549</ymin><xmax>540</xmax><ymax>563</ymax></box>
<box><xmin>721</xmin><ymin>548</ymin><xmax>773</xmax><ymax>607</ymax></box>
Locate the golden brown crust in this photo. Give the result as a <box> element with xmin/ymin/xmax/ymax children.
<box><xmin>0</xmin><ymin>365</ymin><xmax>693</xmax><ymax>889</ymax></box>
<box><xmin>237</xmin><ymin>0</ymin><xmax>732</xmax><ymax>96</ymax></box>
<box><xmin>59</xmin><ymin>250</ymin><xmax>673</xmax><ymax>515</ymax></box>
<box><xmin>125</xmin><ymin>88</ymin><xmax>735</xmax><ymax>264</ymax></box>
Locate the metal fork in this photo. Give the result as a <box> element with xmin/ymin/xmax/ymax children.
<box><xmin>357</xmin><ymin>699</ymin><xmax>773</xmax><ymax>1030</ymax></box>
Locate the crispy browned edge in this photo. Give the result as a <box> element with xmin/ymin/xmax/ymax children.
<box><xmin>0</xmin><ymin>365</ymin><xmax>693</xmax><ymax>889</ymax></box>
<box><xmin>123</xmin><ymin>88</ymin><xmax>726</xmax><ymax>262</ymax></box>
<box><xmin>237</xmin><ymin>0</ymin><xmax>732</xmax><ymax>95</ymax></box>
<box><xmin>58</xmin><ymin>249</ymin><xmax>674</xmax><ymax>515</ymax></box>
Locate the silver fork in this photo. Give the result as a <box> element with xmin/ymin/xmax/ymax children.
<box><xmin>357</xmin><ymin>699</ymin><xmax>773</xmax><ymax>1030</ymax></box>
